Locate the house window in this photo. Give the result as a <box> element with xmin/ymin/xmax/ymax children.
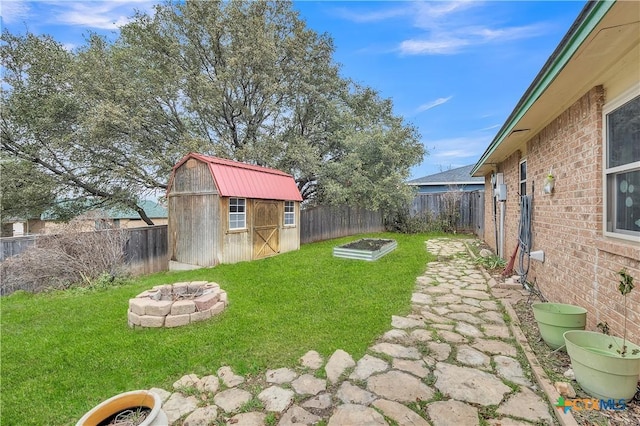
<box><xmin>604</xmin><ymin>87</ymin><xmax>640</xmax><ymax>239</ymax></box>
<box><xmin>519</xmin><ymin>159</ymin><xmax>527</xmax><ymax>196</ymax></box>
<box><xmin>229</xmin><ymin>198</ymin><xmax>246</xmax><ymax>230</ymax></box>
<box><xmin>284</xmin><ymin>201</ymin><xmax>295</xmax><ymax>226</ymax></box>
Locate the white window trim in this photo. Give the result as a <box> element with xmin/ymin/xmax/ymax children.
<box><xmin>519</xmin><ymin>158</ymin><xmax>527</xmax><ymax>196</ymax></box>
<box><xmin>229</xmin><ymin>197</ymin><xmax>246</xmax><ymax>230</ymax></box>
<box><xmin>284</xmin><ymin>201</ymin><xmax>295</xmax><ymax>227</ymax></box>
<box><xmin>602</xmin><ymin>83</ymin><xmax>640</xmax><ymax>242</ymax></box>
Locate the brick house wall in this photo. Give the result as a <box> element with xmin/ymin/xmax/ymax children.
<box><xmin>483</xmin><ymin>86</ymin><xmax>640</xmax><ymax>344</ymax></box>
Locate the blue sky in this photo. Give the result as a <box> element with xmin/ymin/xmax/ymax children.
<box><xmin>1</xmin><ymin>0</ymin><xmax>587</xmax><ymax>179</ymax></box>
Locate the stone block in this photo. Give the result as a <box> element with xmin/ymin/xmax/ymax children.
<box><xmin>129</xmin><ymin>298</ymin><xmax>150</xmax><ymax>316</ymax></box>
<box><xmin>171</xmin><ymin>300</ymin><xmax>196</xmax><ymax>315</ymax></box>
<box><xmin>194</xmin><ymin>293</ymin><xmax>220</xmax><ymax>311</ymax></box>
<box><xmin>173</xmin><ymin>282</ymin><xmax>189</xmax><ymax>295</ymax></box>
<box><xmin>165</xmin><ymin>314</ymin><xmax>191</xmax><ymax>328</ymax></box>
<box><xmin>128</xmin><ymin>311</ymin><xmax>142</xmax><ymax>327</ymax></box>
<box><xmin>140</xmin><ymin>315</ymin><xmax>165</xmax><ymax>328</ymax></box>
<box><xmin>210</xmin><ymin>301</ymin><xmax>226</xmax><ymax>315</ymax></box>
<box><xmin>145</xmin><ymin>300</ymin><xmax>172</xmax><ymax>316</ymax></box>
<box><xmin>190</xmin><ymin>310</ymin><xmax>212</xmax><ymax>323</ymax></box>
<box><xmin>219</xmin><ymin>291</ymin><xmax>228</xmax><ymax>306</ymax></box>
<box><xmin>154</xmin><ymin>284</ymin><xmax>172</xmax><ymax>297</ymax></box>
<box><xmin>188</xmin><ymin>281</ymin><xmax>208</xmax><ymax>293</ymax></box>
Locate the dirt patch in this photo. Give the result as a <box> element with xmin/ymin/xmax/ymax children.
<box><xmin>341</xmin><ymin>239</ymin><xmax>394</xmax><ymax>251</ymax></box>
<box><xmin>512</xmin><ymin>300</ymin><xmax>640</xmax><ymax>425</ymax></box>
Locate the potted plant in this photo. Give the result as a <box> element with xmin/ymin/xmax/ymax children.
<box><xmin>76</xmin><ymin>390</ymin><xmax>168</xmax><ymax>426</ymax></box>
<box><xmin>564</xmin><ymin>269</ymin><xmax>640</xmax><ymax>401</ymax></box>
<box><xmin>532</xmin><ymin>302</ymin><xmax>587</xmax><ymax>349</ymax></box>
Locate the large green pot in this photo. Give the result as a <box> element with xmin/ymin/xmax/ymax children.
<box><xmin>532</xmin><ymin>303</ymin><xmax>587</xmax><ymax>349</ymax></box>
<box><xmin>564</xmin><ymin>330</ymin><xmax>640</xmax><ymax>401</ymax></box>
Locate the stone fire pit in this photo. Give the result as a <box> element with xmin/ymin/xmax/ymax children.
<box><xmin>128</xmin><ymin>281</ymin><xmax>228</xmax><ymax>328</ymax></box>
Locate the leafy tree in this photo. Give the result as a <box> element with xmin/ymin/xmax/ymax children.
<box><xmin>1</xmin><ymin>0</ymin><xmax>425</xmax><ymax>222</ymax></box>
<box><xmin>0</xmin><ymin>157</ymin><xmax>56</xmax><ymax>221</ymax></box>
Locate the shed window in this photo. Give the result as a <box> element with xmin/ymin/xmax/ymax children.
<box><xmin>229</xmin><ymin>198</ymin><xmax>246</xmax><ymax>230</ymax></box>
<box><xmin>519</xmin><ymin>159</ymin><xmax>527</xmax><ymax>196</ymax></box>
<box><xmin>284</xmin><ymin>201</ymin><xmax>295</xmax><ymax>226</ymax></box>
<box><xmin>604</xmin><ymin>87</ymin><xmax>640</xmax><ymax>239</ymax></box>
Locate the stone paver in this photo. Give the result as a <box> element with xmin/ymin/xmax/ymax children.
<box><xmin>373</xmin><ymin>399</ymin><xmax>430</xmax><ymax>426</ymax></box>
<box><xmin>349</xmin><ymin>354</ymin><xmax>389</xmax><ymax>381</ymax></box>
<box><xmin>291</xmin><ymin>374</ymin><xmax>326</xmax><ymax>396</ymax></box>
<box><xmin>163</xmin><ymin>393</ymin><xmax>199</xmax><ymax>424</ymax></box>
<box><xmin>213</xmin><ymin>388</ymin><xmax>252</xmax><ymax>413</ymax></box>
<box><xmin>325</xmin><ymin>349</ymin><xmax>355</xmax><ymax>384</ymax></box>
<box><xmin>150</xmin><ymin>238</ymin><xmax>555</xmax><ymax>426</ymax></box>
<box><xmin>369</xmin><ymin>342</ymin><xmax>421</xmax><ymax>359</ymax></box>
<box><xmin>427</xmin><ymin>400</ymin><xmax>479</xmax><ymax>426</ymax></box>
<box><xmin>496</xmin><ymin>386</ymin><xmax>554</xmax><ymax>423</ymax></box>
<box><xmin>367</xmin><ymin>370</ymin><xmax>434</xmax><ymax>402</ymax></box>
<box><xmin>300</xmin><ymin>350</ymin><xmax>323</xmax><ymax>370</ymax></box>
<box><xmin>217</xmin><ymin>366</ymin><xmax>244</xmax><ymax>387</ymax></box>
<box><xmin>258</xmin><ymin>386</ymin><xmax>294</xmax><ymax>413</ymax></box>
<box><xmin>280</xmin><ymin>405</ymin><xmax>321</xmax><ymax>426</ymax></box>
<box><xmin>327</xmin><ymin>404</ymin><xmax>388</xmax><ymax>426</ymax></box>
<box><xmin>266</xmin><ymin>367</ymin><xmax>297</xmax><ymax>384</ymax></box>
<box><xmin>434</xmin><ymin>363</ymin><xmax>511</xmax><ymax>406</ymax></box>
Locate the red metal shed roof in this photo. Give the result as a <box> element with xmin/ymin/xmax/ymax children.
<box><xmin>171</xmin><ymin>153</ymin><xmax>303</xmax><ymax>201</ymax></box>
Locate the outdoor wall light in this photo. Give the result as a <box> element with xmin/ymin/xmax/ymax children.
<box><xmin>543</xmin><ymin>173</ymin><xmax>555</xmax><ymax>195</ymax></box>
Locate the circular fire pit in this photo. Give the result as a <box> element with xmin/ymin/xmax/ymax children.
<box><xmin>128</xmin><ymin>281</ymin><xmax>228</xmax><ymax>328</ymax></box>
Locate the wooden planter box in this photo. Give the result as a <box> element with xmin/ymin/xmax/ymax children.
<box><xmin>333</xmin><ymin>238</ymin><xmax>397</xmax><ymax>261</ymax></box>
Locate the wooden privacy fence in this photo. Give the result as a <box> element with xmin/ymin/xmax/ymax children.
<box><xmin>0</xmin><ymin>235</ymin><xmax>37</xmax><ymax>262</ymax></box>
<box><xmin>124</xmin><ymin>225</ymin><xmax>168</xmax><ymax>275</ymax></box>
<box><xmin>1</xmin><ymin>225</ymin><xmax>169</xmax><ymax>275</ymax></box>
<box><xmin>410</xmin><ymin>190</ymin><xmax>485</xmax><ymax>237</ymax></box>
<box><xmin>300</xmin><ymin>205</ymin><xmax>384</xmax><ymax>244</ymax></box>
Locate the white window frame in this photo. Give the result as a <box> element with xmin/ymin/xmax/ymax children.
<box><xmin>602</xmin><ymin>83</ymin><xmax>640</xmax><ymax>242</ymax></box>
<box><xmin>229</xmin><ymin>197</ymin><xmax>246</xmax><ymax>230</ymax></box>
<box><xmin>519</xmin><ymin>159</ymin><xmax>527</xmax><ymax>196</ymax></box>
<box><xmin>284</xmin><ymin>201</ymin><xmax>295</xmax><ymax>226</ymax></box>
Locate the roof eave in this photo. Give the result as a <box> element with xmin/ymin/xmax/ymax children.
<box><xmin>471</xmin><ymin>0</ymin><xmax>613</xmax><ymax>177</ymax></box>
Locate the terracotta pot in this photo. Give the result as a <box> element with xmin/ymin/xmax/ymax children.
<box><xmin>76</xmin><ymin>390</ymin><xmax>167</xmax><ymax>426</ymax></box>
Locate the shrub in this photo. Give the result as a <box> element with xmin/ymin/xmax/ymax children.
<box><xmin>0</xmin><ymin>214</ymin><xmax>129</xmax><ymax>295</ymax></box>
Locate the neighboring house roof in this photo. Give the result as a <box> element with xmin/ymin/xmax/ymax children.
<box><xmin>407</xmin><ymin>165</ymin><xmax>484</xmax><ymax>187</ymax></box>
<box><xmin>39</xmin><ymin>199</ymin><xmax>167</xmax><ymax>221</ymax></box>
<box><xmin>108</xmin><ymin>200</ymin><xmax>167</xmax><ymax>220</ymax></box>
<box><xmin>170</xmin><ymin>153</ymin><xmax>303</xmax><ymax>201</ymax></box>
<box><xmin>472</xmin><ymin>1</ymin><xmax>638</xmax><ymax>176</ymax></box>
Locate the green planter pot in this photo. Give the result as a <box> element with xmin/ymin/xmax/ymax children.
<box><xmin>564</xmin><ymin>330</ymin><xmax>640</xmax><ymax>402</ymax></box>
<box><xmin>532</xmin><ymin>303</ymin><xmax>587</xmax><ymax>349</ymax></box>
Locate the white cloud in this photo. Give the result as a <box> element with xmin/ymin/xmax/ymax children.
<box><xmin>417</xmin><ymin>96</ymin><xmax>453</xmax><ymax>113</ymax></box>
<box><xmin>0</xmin><ymin>0</ymin><xmax>31</xmax><ymax>24</ymax></box>
<box><xmin>428</xmin><ymin>136</ymin><xmax>492</xmax><ymax>161</ymax></box>
<box><xmin>5</xmin><ymin>1</ymin><xmax>156</xmax><ymax>31</ymax></box>
<box><xmin>54</xmin><ymin>1</ymin><xmax>155</xmax><ymax>29</ymax></box>
<box><xmin>400</xmin><ymin>38</ymin><xmax>469</xmax><ymax>55</ymax></box>
<box><xmin>477</xmin><ymin>124</ymin><xmax>501</xmax><ymax>132</ymax></box>
<box><xmin>397</xmin><ymin>1</ymin><xmax>549</xmax><ymax>56</ymax></box>
<box><xmin>333</xmin><ymin>6</ymin><xmax>410</xmax><ymax>23</ymax></box>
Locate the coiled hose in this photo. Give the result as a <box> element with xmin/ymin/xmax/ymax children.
<box><xmin>517</xmin><ymin>195</ymin><xmax>532</xmax><ymax>283</ymax></box>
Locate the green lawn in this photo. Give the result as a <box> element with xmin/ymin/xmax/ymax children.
<box><xmin>1</xmin><ymin>232</ymin><xmax>445</xmax><ymax>425</ymax></box>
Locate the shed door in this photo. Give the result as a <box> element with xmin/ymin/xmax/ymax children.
<box><xmin>253</xmin><ymin>200</ymin><xmax>280</xmax><ymax>259</ymax></box>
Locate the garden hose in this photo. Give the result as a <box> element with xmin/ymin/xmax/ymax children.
<box><xmin>516</xmin><ymin>195</ymin><xmax>532</xmax><ymax>285</ymax></box>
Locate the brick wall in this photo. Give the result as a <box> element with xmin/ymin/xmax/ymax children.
<box><xmin>488</xmin><ymin>86</ymin><xmax>640</xmax><ymax>344</ymax></box>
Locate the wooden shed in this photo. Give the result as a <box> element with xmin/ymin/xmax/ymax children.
<box><xmin>167</xmin><ymin>153</ymin><xmax>303</xmax><ymax>269</ymax></box>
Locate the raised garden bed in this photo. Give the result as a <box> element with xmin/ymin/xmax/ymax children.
<box><xmin>333</xmin><ymin>238</ymin><xmax>397</xmax><ymax>261</ymax></box>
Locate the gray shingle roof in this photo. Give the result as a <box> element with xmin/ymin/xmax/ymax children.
<box><xmin>407</xmin><ymin>165</ymin><xmax>484</xmax><ymax>185</ymax></box>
